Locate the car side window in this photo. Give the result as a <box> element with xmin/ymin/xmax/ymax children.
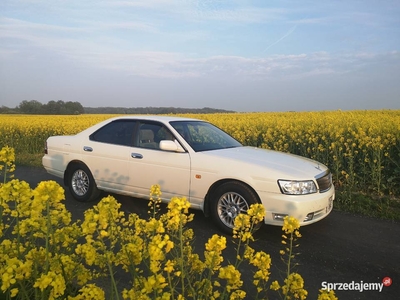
<box><xmin>137</xmin><ymin>122</ymin><xmax>175</xmax><ymax>149</ymax></box>
<box><xmin>90</xmin><ymin>120</ymin><xmax>136</xmax><ymax>146</ymax></box>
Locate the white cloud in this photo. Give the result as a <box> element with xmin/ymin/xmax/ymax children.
<box><xmin>0</xmin><ymin>17</ymin><xmax>86</xmax><ymax>33</ymax></box>
<box><xmin>1</xmin><ymin>15</ymin><xmax>397</xmax><ymax>80</ymax></box>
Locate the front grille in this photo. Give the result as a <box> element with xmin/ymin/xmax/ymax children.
<box><xmin>315</xmin><ymin>171</ymin><xmax>332</xmax><ymax>193</ymax></box>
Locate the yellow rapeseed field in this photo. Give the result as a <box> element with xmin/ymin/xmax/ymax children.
<box><xmin>1</xmin><ymin>110</ymin><xmax>399</xmax><ymax>196</ymax></box>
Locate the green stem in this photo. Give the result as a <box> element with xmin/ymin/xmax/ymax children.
<box><xmin>16</xmin><ymin>214</ymin><xmax>21</xmax><ymax>257</ymax></box>
<box><xmin>287</xmin><ymin>233</ymin><xmax>293</xmax><ymax>278</ymax></box>
<box><xmin>165</xmin><ymin>266</ymin><xmax>174</xmax><ymax>300</ymax></box>
<box><xmin>2</xmin><ymin>163</ymin><xmax>8</xmax><ymax>184</ymax></box>
<box><xmin>107</xmin><ymin>258</ymin><xmax>120</xmax><ymax>300</ymax></box>
<box><xmin>45</xmin><ymin>199</ymin><xmax>51</xmax><ymax>273</ymax></box>
<box><xmin>284</xmin><ymin>232</ymin><xmax>294</xmax><ymax>300</ymax></box>
<box><xmin>179</xmin><ymin>220</ymin><xmax>185</xmax><ymax>296</ymax></box>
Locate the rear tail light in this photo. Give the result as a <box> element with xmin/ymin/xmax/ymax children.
<box><xmin>44</xmin><ymin>141</ymin><xmax>48</xmax><ymax>154</ymax></box>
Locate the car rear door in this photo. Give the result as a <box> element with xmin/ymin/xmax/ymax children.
<box><xmin>82</xmin><ymin>120</ymin><xmax>136</xmax><ymax>193</ymax></box>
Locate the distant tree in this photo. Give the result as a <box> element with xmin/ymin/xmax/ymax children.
<box><xmin>44</xmin><ymin>100</ymin><xmax>60</xmax><ymax>114</ymax></box>
<box><xmin>65</xmin><ymin>101</ymin><xmax>84</xmax><ymax>114</ymax></box>
<box><xmin>18</xmin><ymin>100</ymin><xmax>44</xmax><ymax>114</ymax></box>
<box><xmin>39</xmin><ymin>100</ymin><xmax>83</xmax><ymax>115</ymax></box>
<box><xmin>13</xmin><ymin>100</ymin><xmax>84</xmax><ymax>115</ymax></box>
<box><xmin>0</xmin><ymin>106</ymin><xmax>11</xmax><ymax>114</ymax></box>
<box><xmin>83</xmin><ymin>106</ymin><xmax>235</xmax><ymax>114</ymax></box>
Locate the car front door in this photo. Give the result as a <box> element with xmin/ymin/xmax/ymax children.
<box><xmin>128</xmin><ymin>121</ymin><xmax>191</xmax><ymax>202</ymax></box>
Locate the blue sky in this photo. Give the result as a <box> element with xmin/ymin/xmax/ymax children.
<box><xmin>1</xmin><ymin>0</ymin><xmax>399</xmax><ymax>112</ymax></box>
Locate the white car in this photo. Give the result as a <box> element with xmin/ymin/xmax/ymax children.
<box><xmin>42</xmin><ymin>116</ymin><xmax>335</xmax><ymax>233</ymax></box>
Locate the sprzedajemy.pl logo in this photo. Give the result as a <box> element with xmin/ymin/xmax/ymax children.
<box><xmin>321</xmin><ymin>277</ymin><xmax>392</xmax><ymax>293</ymax></box>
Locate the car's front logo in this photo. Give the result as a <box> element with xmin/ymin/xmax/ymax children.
<box><xmin>315</xmin><ymin>163</ymin><xmax>322</xmax><ymax>171</ymax></box>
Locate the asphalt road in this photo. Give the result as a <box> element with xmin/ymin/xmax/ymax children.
<box><xmin>3</xmin><ymin>166</ymin><xmax>400</xmax><ymax>299</ymax></box>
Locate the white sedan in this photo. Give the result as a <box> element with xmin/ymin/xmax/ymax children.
<box><xmin>42</xmin><ymin>115</ymin><xmax>334</xmax><ymax>233</ymax></box>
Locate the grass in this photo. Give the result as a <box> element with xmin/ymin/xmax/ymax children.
<box><xmin>16</xmin><ymin>153</ymin><xmax>43</xmax><ymax>167</ymax></box>
<box><xmin>15</xmin><ymin>153</ymin><xmax>400</xmax><ymax>222</ymax></box>
<box><xmin>335</xmin><ymin>191</ymin><xmax>400</xmax><ymax>222</ymax></box>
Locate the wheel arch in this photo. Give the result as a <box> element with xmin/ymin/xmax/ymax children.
<box><xmin>63</xmin><ymin>160</ymin><xmax>91</xmax><ymax>187</ymax></box>
<box><xmin>203</xmin><ymin>179</ymin><xmax>261</xmax><ymax>217</ymax></box>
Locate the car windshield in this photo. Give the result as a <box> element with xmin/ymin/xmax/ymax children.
<box><xmin>170</xmin><ymin>121</ymin><xmax>242</xmax><ymax>152</ymax></box>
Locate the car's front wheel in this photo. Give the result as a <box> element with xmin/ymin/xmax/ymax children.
<box><xmin>210</xmin><ymin>181</ymin><xmax>261</xmax><ymax>234</ymax></box>
<box><xmin>67</xmin><ymin>164</ymin><xmax>100</xmax><ymax>202</ymax></box>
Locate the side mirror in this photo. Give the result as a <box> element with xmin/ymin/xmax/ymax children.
<box><xmin>159</xmin><ymin>140</ymin><xmax>186</xmax><ymax>153</ymax></box>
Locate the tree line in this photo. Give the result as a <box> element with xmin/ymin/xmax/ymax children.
<box><xmin>0</xmin><ymin>100</ymin><xmax>234</xmax><ymax>115</ymax></box>
<box><xmin>1</xmin><ymin>100</ymin><xmax>84</xmax><ymax>115</ymax></box>
<box><xmin>84</xmin><ymin>106</ymin><xmax>234</xmax><ymax>114</ymax></box>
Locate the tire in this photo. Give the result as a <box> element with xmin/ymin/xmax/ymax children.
<box><xmin>68</xmin><ymin>164</ymin><xmax>100</xmax><ymax>202</ymax></box>
<box><xmin>210</xmin><ymin>181</ymin><xmax>261</xmax><ymax>234</ymax></box>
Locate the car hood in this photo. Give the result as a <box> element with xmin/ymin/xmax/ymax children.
<box><xmin>201</xmin><ymin>146</ymin><xmax>327</xmax><ymax>179</ymax></box>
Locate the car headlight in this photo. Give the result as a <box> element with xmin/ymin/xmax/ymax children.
<box><xmin>278</xmin><ymin>180</ymin><xmax>317</xmax><ymax>195</ymax></box>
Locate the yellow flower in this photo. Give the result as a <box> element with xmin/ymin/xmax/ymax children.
<box><xmin>204</xmin><ymin>235</ymin><xmax>226</xmax><ymax>270</ymax></box>
<box><xmin>270</xmin><ymin>280</ymin><xmax>280</xmax><ymax>290</ymax></box>
<box><xmin>282</xmin><ymin>216</ymin><xmax>300</xmax><ymax>234</ymax></box>
<box><xmin>0</xmin><ymin>146</ymin><xmax>15</xmax><ymax>179</ymax></box>
<box><xmin>68</xmin><ymin>284</ymin><xmax>105</xmax><ymax>300</ymax></box>
<box><xmin>163</xmin><ymin>260</ymin><xmax>175</xmax><ymax>273</ymax></box>
<box><xmin>281</xmin><ymin>273</ymin><xmax>308</xmax><ymax>300</ymax></box>
<box><xmin>142</xmin><ymin>274</ymin><xmax>167</xmax><ymax>294</ymax></box>
<box><xmin>145</xmin><ymin>218</ymin><xmax>165</xmax><ymax>234</ymax></box>
<box><xmin>34</xmin><ymin>272</ymin><xmax>54</xmax><ymax>291</ymax></box>
<box><xmin>247</xmin><ymin>204</ymin><xmax>265</xmax><ymax>223</ymax></box>
<box><xmin>233</xmin><ymin>214</ymin><xmax>251</xmax><ymax>232</ymax></box>
<box><xmin>10</xmin><ymin>288</ymin><xmax>18</xmax><ymax>297</ymax></box>
<box><xmin>75</xmin><ymin>243</ymin><xmax>97</xmax><ymax>266</ymax></box>
<box><xmin>35</xmin><ymin>271</ymin><xmax>61</xmax><ymax>298</ymax></box>
<box><xmin>229</xmin><ymin>289</ymin><xmax>246</xmax><ymax>299</ymax></box>
<box><xmin>117</xmin><ymin>240</ymin><xmax>144</xmax><ymax>268</ymax></box>
<box><xmin>243</xmin><ymin>245</ymin><xmax>255</xmax><ymax>260</ymax></box>
<box><xmin>1</xmin><ymin>271</ymin><xmax>16</xmax><ymax>291</ymax></box>
<box><xmin>205</xmin><ymin>234</ymin><xmax>227</xmax><ymax>252</ymax></box>
<box><xmin>218</xmin><ymin>265</ymin><xmax>243</xmax><ymax>292</ymax></box>
<box><xmin>317</xmin><ymin>288</ymin><xmax>338</xmax><ymax>300</ymax></box>
<box><xmin>150</xmin><ymin>184</ymin><xmax>162</xmax><ymax>197</ymax></box>
<box><xmin>163</xmin><ymin>196</ymin><xmax>193</xmax><ymax>231</ymax></box>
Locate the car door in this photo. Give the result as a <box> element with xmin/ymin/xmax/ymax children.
<box><xmin>82</xmin><ymin>120</ymin><xmax>136</xmax><ymax>193</ymax></box>
<box><xmin>128</xmin><ymin>121</ymin><xmax>191</xmax><ymax>201</ymax></box>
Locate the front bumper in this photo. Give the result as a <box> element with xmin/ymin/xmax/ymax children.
<box><xmin>258</xmin><ymin>186</ymin><xmax>335</xmax><ymax>226</ymax></box>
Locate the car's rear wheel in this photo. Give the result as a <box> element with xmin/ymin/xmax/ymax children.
<box><xmin>210</xmin><ymin>181</ymin><xmax>261</xmax><ymax>234</ymax></box>
<box><xmin>68</xmin><ymin>164</ymin><xmax>100</xmax><ymax>202</ymax></box>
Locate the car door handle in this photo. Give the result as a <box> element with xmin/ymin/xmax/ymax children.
<box><xmin>131</xmin><ymin>153</ymin><xmax>143</xmax><ymax>159</ymax></box>
<box><xmin>83</xmin><ymin>146</ymin><xmax>93</xmax><ymax>152</ymax></box>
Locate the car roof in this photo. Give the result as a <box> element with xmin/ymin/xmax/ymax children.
<box><xmin>107</xmin><ymin>115</ymin><xmax>203</xmax><ymax>123</ymax></box>
<box><xmin>77</xmin><ymin>115</ymin><xmax>206</xmax><ymax>136</ymax></box>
